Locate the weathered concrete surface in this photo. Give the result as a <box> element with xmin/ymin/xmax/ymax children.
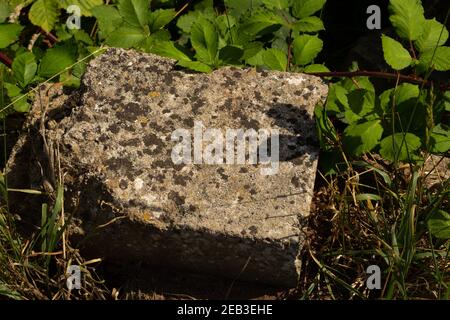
<box><xmin>7</xmin><ymin>48</ymin><xmax>328</xmax><ymax>287</ymax></box>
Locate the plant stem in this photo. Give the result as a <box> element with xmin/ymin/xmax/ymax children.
<box><xmin>0</xmin><ymin>52</ymin><xmax>12</xmax><ymax>68</ymax></box>
<box><xmin>40</xmin><ymin>28</ymin><xmax>58</xmax><ymax>45</ymax></box>
<box><xmin>307</xmin><ymin>70</ymin><xmax>450</xmax><ymax>91</ymax></box>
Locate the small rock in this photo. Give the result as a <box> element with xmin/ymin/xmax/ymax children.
<box><xmin>7</xmin><ymin>48</ymin><xmax>328</xmax><ymax>287</ymax></box>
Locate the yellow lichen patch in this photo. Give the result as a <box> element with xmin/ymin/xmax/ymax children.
<box><xmin>141</xmin><ymin>212</ymin><xmax>154</xmax><ymax>222</ymax></box>
<box><xmin>148</xmin><ymin>91</ymin><xmax>160</xmax><ymax>98</ymax></box>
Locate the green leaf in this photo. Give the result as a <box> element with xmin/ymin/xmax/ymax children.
<box><xmin>271</xmin><ymin>26</ymin><xmax>290</xmax><ymax>53</ymax></box>
<box><xmin>342</xmin><ymin>76</ymin><xmax>375</xmax><ymax>93</ymax></box>
<box><xmin>3</xmin><ymin>82</ymin><xmax>20</xmax><ymax>97</ymax></box>
<box><xmin>105</xmin><ymin>25</ymin><xmax>146</xmax><ymax>48</ymax></box>
<box><xmin>29</xmin><ymin>0</ymin><xmax>59</xmax><ymax>32</ymax></box>
<box><xmin>177</xmin><ymin>60</ymin><xmax>212</xmax><ymax>73</ymax></box>
<box><xmin>148</xmin><ymin>8</ymin><xmax>175</xmax><ymax>32</ymax></box>
<box><xmin>3</xmin><ymin>83</ymin><xmax>29</xmax><ymax>112</ymax></box>
<box><xmin>0</xmin><ymin>23</ymin><xmax>24</xmax><ymax>48</ymax></box>
<box><xmin>246</xmin><ymin>50</ymin><xmax>264</xmax><ymax>66</ymax></box>
<box><xmin>325</xmin><ymin>83</ymin><xmax>348</xmax><ymax>113</ymax></box>
<box><xmin>191</xmin><ymin>17</ymin><xmax>218</xmax><ymax>65</ymax></box>
<box><xmin>429</xmin><ymin>124</ymin><xmax>450</xmax><ymax>153</ymax></box>
<box><xmin>394</xmin><ymin>83</ymin><xmax>419</xmax><ymax>105</ymax></box>
<box><xmin>303</xmin><ymin>63</ymin><xmax>329</xmax><ymax>73</ymax></box>
<box><xmin>38</xmin><ymin>44</ymin><xmax>76</xmax><ymax>77</ymax></box>
<box><xmin>140</xmin><ymin>29</ymin><xmax>171</xmax><ymax>52</ymax></box>
<box><xmin>0</xmin><ymin>2</ymin><xmax>11</xmax><ymax>23</ymax></box>
<box><xmin>379</xmin><ymin>132</ymin><xmax>421</xmax><ymax>162</ymax></box>
<box><xmin>388</xmin><ymin>0</ymin><xmax>425</xmax><ymax>40</ymax></box>
<box><xmin>292</xmin><ymin>0</ymin><xmax>326</xmax><ymax>19</ymax></box>
<box><xmin>54</xmin><ymin>24</ymin><xmax>73</xmax><ymax>41</ymax></box>
<box><xmin>343</xmin><ymin>120</ymin><xmax>383</xmax><ymax>156</ymax></box>
<box><xmin>415</xmin><ymin>18</ymin><xmax>449</xmax><ymax>52</ymax></box>
<box><xmin>293</xmin><ymin>16</ymin><xmax>325</xmax><ymax>33</ymax></box>
<box><xmin>345</xmin><ymin>89</ymin><xmax>376</xmax><ymax>123</ymax></box>
<box><xmin>242</xmin><ymin>41</ymin><xmax>263</xmax><ymax>59</ymax></box>
<box><xmin>77</xmin><ymin>30</ymin><xmax>94</xmax><ymax>46</ymax></box>
<box><xmin>218</xmin><ymin>45</ymin><xmax>243</xmax><ymax>65</ymax></box>
<box><xmin>177</xmin><ymin>11</ymin><xmax>208</xmax><ymax>34</ymax></box>
<box><xmin>12</xmin><ymin>52</ymin><xmax>37</xmax><ymax>88</ymax></box>
<box><xmin>58</xmin><ymin>0</ymin><xmax>103</xmax><ymax>16</ymax></box>
<box><xmin>91</xmin><ymin>6</ymin><xmax>123</xmax><ymax>38</ymax></box>
<box><xmin>239</xmin><ymin>10</ymin><xmax>284</xmax><ymax>38</ymax></box>
<box><xmin>176</xmin><ymin>0</ymin><xmax>215</xmax><ymax>34</ymax></box>
<box><xmin>215</xmin><ymin>14</ymin><xmax>237</xmax><ymax>39</ymax></box>
<box><xmin>261</xmin><ymin>0</ymin><xmax>289</xmax><ymax>9</ymax></box>
<box><xmin>149</xmin><ymin>40</ymin><xmax>190</xmax><ymax>61</ymax></box>
<box><xmin>225</xmin><ymin>0</ymin><xmax>263</xmax><ymax>19</ymax></box>
<box><xmin>417</xmin><ymin>46</ymin><xmax>450</xmax><ymax>72</ymax></box>
<box><xmin>72</xmin><ymin>29</ymin><xmax>93</xmax><ymax>45</ymax></box>
<box><xmin>379</xmin><ymin>88</ymin><xmax>394</xmax><ymax>113</ymax></box>
<box><xmin>292</xmin><ymin>34</ymin><xmax>323</xmax><ymax>66</ymax></box>
<box><xmin>117</xmin><ymin>0</ymin><xmax>149</xmax><ymax>29</ymax></box>
<box><xmin>381</xmin><ymin>34</ymin><xmax>412</xmax><ymax>70</ymax></box>
<box><xmin>428</xmin><ymin>210</ymin><xmax>450</xmax><ymax>239</ymax></box>
<box><xmin>262</xmin><ymin>48</ymin><xmax>287</xmax><ymax>71</ymax></box>
<box><xmin>243</xmin><ymin>42</ymin><xmax>264</xmax><ymax>66</ymax></box>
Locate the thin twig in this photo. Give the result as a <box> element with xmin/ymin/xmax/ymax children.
<box><xmin>307</xmin><ymin>70</ymin><xmax>450</xmax><ymax>91</ymax></box>
<box><xmin>40</xmin><ymin>28</ymin><xmax>58</xmax><ymax>44</ymax></box>
<box><xmin>0</xmin><ymin>52</ymin><xmax>12</xmax><ymax>68</ymax></box>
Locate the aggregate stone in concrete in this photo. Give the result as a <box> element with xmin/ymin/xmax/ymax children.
<box><xmin>7</xmin><ymin>48</ymin><xmax>328</xmax><ymax>286</ymax></box>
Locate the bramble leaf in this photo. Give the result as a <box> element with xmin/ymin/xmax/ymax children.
<box><xmin>91</xmin><ymin>6</ymin><xmax>123</xmax><ymax>38</ymax></box>
<box><xmin>292</xmin><ymin>34</ymin><xmax>323</xmax><ymax>65</ymax></box>
<box><xmin>293</xmin><ymin>16</ymin><xmax>325</xmax><ymax>33</ymax></box>
<box><xmin>429</xmin><ymin>124</ymin><xmax>450</xmax><ymax>153</ymax></box>
<box><xmin>343</xmin><ymin>120</ymin><xmax>383</xmax><ymax>156</ymax></box>
<box><xmin>58</xmin><ymin>0</ymin><xmax>103</xmax><ymax>16</ymax></box>
<box><xmin>415</xmin><ymin>18</ymin><xmax>449</xmax><ymax>52</ymax></box>
<box><xmin>417</xmin><ymin>46</ymin><xmax>450</xmax><ymax>72</ymax></box>
<box><xmin>388</xmin><ymin>0</ymin><xmax>425</xmax><ymax>41</ymax></box>
<box><xmin>381</xmin><ymin>34</ymin><xmax>412</xmax><ymax>70</ymax></box>
<box><xmin>38</xmin><ymin>44</ymin><xmax>77</xmax><ymax>77</ymax></box>
<box><xmin>191</xmin><ymin>17</ymin><xmax>218</xmax><ymax>65</ymax></box>
<box><xmin>428</xmin><ymin>210</ymin><xmax>450</xmax><ymax>239</ymax></box>
<box><xmin>0</xmin><ymin>23</ymin><xmax>23</xmax><ymax>48</ymax></box>
<box><xmin>262</xmin><ymin>48</ymin><xmax>287</xmax><ymax>71</ymax></box>
<box><xmin>29</xmin><ymin>0</ymin><xmax>59</xmax><ymax>32</ymax></box>
<box><xmin>292</xmin><ymin>0</ymin><xmax>326</xmax><ymax>19</ymax></box>
<box><xmin>12</xmin><ymin>52</ymin><xmax>37</xmax><ymax>88</ymax></box>
<box><xmin>105</xmin><ymin>25</ymin><xmax>146</xmax><ymax>48</ymax></box>
<box><xmin>239</xmin><ymin>10</ymin><xmax>284</xmax><ymax>38</ymax></box>
<box><xmin>379</xmin><ymin>132</ymin><xmax>421</xmax><ymax>162</ymax></box>
<box><xmin>148</xmin><ymin>9</ymin><xmax>175</xmax><ymax>32</ymax></box>
<box><xmin>117</xmin><ymin>0</ymin><xmax>149</xmax><ymax>29</ymax></box>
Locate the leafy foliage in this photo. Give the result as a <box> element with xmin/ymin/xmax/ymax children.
<box><xmin>0</xmin><ymin>0</ymin><xmax>448</xmax><ymax>301</ymax></box>
<box><xmin>0</xmin><ymin>0</ymin><xmax>447</xmax><ymax>177</ymax></box>
<box><xmin>317</xmin><ymin>0</ymin><xmax>449</xmax><ymax>172</ymax></box>
<box><xmin>381</xmin><ymin>35</ymin><xmax>412</xmax><ymax>70</ymax></box>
